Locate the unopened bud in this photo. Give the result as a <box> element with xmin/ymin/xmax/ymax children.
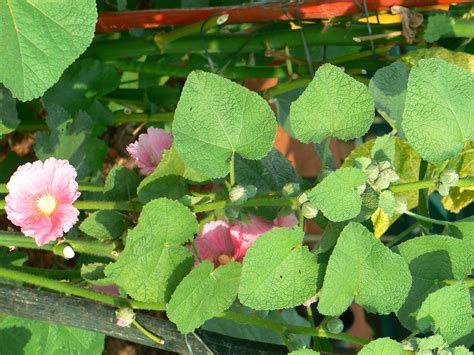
<box><xmin>439</xmin><ymin>170</ymin><xmax>459</xmax><ymax>187</ymax></box>
<box><xmin>301</xmin><ymin>202</ymin><xmax>318</xmax><ymax>219</ymax></box>
<box><xmin>401</xmin><ymin>339</ymin><xmax>417</xmax><ymax>352</ymax></box>
<box><xmin>365</xmin><ymin>164</ymin><xmax>380</xmax><ymax>182</ymax></box>
<box><xmin>63</xmin><ymin>245</ymin><xmax>75</xmax><ymax>260</ymax></box>
<box><xmin>325</xmin><ymin>318</ymin><xmax>344</xmax><ymax>334</ymax></box>
<box><xmin>229</xmin><ymin>185</ymin><xmax>247</xmax><ymax>203</ymax></box>
<box><xmin>393</xmin><ymin>196</ymin><xmax>408</xmax><ymax>214</ymax></box>
<box><xmin>282</xmin><ymin>183</ymin><xmax>300</xmax><ymax>197</ymax></box>
<box><xmin>245</xmin><ymin>185</ymin><xmax>257</xmax><ymax>199</ymax></box>
<box><xmin>298</xmin><ymin>193</ymin><xmax>309</xmax><ymax>205</ymax></box>
<box><xmin>115</xmin><ymin>307</ymin><xmax>135</xmax><ymax>327</ymax></box>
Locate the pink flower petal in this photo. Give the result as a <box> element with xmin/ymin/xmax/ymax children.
<box><xmin>193</xmin><ymin>220</ymin><xmax>233</xmax><ymax>267</ymax></box>
<box><xmin>5</xmin><ymin>158</ymin><xmax>80</xmax><ymax>246</ymax></box>
<box><xmin>273</xmin><ymin>213</ymin><xmax>298</xmax><ymax>228</ymax></box>
<box><xmin>126</xmin><ymin>127</ymin><xmax>173</xmax><ymax>175</ymax></box>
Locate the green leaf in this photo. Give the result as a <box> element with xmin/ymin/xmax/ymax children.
<box><xmin>318</xmin><ymin>223</ymin><xmax>411</xmax><ymax>316</ymax></box>
<box><xmin>79</xmin><ymin>210</ymin><xmax>125</xmax><ymax>240</ymax></box>
<box><xmin>35</xmin><ymin>106</ymin><xmax>107</xmax><ymax>179</ymax></box>
<box><xmin>137</xmin><ymin>148</ymin><xmax>206</xmax><ymax>203</ymax></box>
<box><xmin>413</xmin><ymin>334</ymin><xmax>446</xmax><ymax>351</ymax></box>
<box><xmin>401</xmin><ymin>59</ymin><xmax>474</xmax><ymax>164</ymax></box>
<box><xmin>394</xmin><ymin>235</ymin><xmax>473</xmax><ymax>331</ymax></box>
<box><xmin>289</xmin><ymin>350</ymin><xmax>320</xmax><ymax>355</ymax></box>
<box><xmin>105</xmin><ymin>198</ymin><xmax>198</xmax><ymax>303</ymax></box>
<box><xmin>0</xmin><ymin>152</ymin><xmax>28</xmax><ymax>183</ymax></box>
<box><xmin>308</xmin><ymin>168</ymin><xmax>366</xmax><ymax>222</ymax></box>
<box><xmin>402</xmin><ymin>47</ymin><xmax>474</xmax><ymax>73</ymax></box>
<box><xmin>359</xmin><ymin>338</ymin><xmax>403</xmax><ymax>355</ymax></box>
<box><xmin>424</xmin><ymin>14</ymin><xmax>454</xmax><ymax>42</ymax></box>
<box><xmin>288</xmin><ymin>63</ymin><xmax>374</xmax><ymax>143</ymax></box>
<box><xmin>445</xmin><ymin>217</ymin><xmax>474</xmax><ymax>267</ymax></box>
<box><xmin>173</xmin><ymin>70</ymin><xmax>277</xmax><ymax>178</ymax></box>
<box><xmin>103</xmin><ymin>165</ymin><xmax>140</xmax><ymax>201</ymax></box>
<box><xmin>43</xmin><ymin>59</ymin><xmax>120</xmax><ymax>135</ymax></box>
<box><xmin>371</xmin><ymin>134</ymin><xmax>396</xmax><ymax>163</ymax></box>
<box><xmin>167</xmin><ymin>261</ymin><xmax>241</xmax><ymax>333</ymax></box>
<box><xmin>80</xmin><ymin>263</ymin><xmax>113</xmax><ymax>286</ymax></box>
<box><xmin>235</xmin><ymin>149</ymin><xmax>301</xmax><ymax>192</ymax></box>
<box><xmin>369</xmin><ymin>62</ymin><xmax>409</xmax><ymax>132</ymax></box>
<box><xmin>0</xmin><ymin>315</ymin><xmax>104</xmax><ymax>355</ymax></box>
<box><xmin>416</xmin><ymin>284</ymin><xmax>474</xmax><ymax>345</ymax></box>
<box><xmin>239</xmin><ymin>228</ymin><xmax>318</xmax><ymax>310</ymax></box>
<box><xmin>452</xmin><ymin>346</ymin><xmax>472</xmax><ymax>355</ymax></box>
<box><xmin>0</xmin><ymin>84</ymin><xmax>19</xmax><ymax>135</ymax></box>
<box><xmin>378</xmin><ymin>190</ymin><xmax>396</xmax><ymax>217</ymax></box>
<box><xmin>0</xmin><ymin>1</ymin><xmax>97</xmax><ymax>101</ymax></box>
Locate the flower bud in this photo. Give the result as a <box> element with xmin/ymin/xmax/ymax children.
<box><xmin>401</xmin><ymin>339</ymin><xmax>417</xmax><ymax>352</ymax></box>
<box><xmin>365</xmin><ymin>164</ymin><xmax>380</xmax><ymax>182</ymax></box>
<box><xmin>393</xmin><ymin>196</ymin><xmax>408</xmax><ymax>215</ymax></box>
<box><xmin>245</xmin><ymin>185</ymin><xmax>258</xmax><ymax>199</ymax></box>
<box><xmin>282</xmin><ymin>183</ymin><xmax>300</xmax><ymax>197</ymax></box>
<box><xmin>298</xmin><ymin>193</ymin><xmax>309</xmax><ymax>205</ymax></box>
<box><xmin>373</xmin><ymin>176</ymin><xmax>391</xmax><ymax>191</ymax></box>
<box><xmin>301</xmin><ymin>202</ymin><xmax>318</xmax><ymax>219</ymax></box>
<box><xmin>439</xmin><ymin>169</ymin><xmax>459</xmax><ymax>190</ymax></box>
<box><xmin>225</xmin><ymin>207</ymin><xmax>240</xmax><ymax>220</ymax></box>
<box><xmin>115</xmin><ymin>307</ymin><xmax>135</xmax><ymax>327</ymax></box>
<box><xmin>63</xmin><ymin>246</ymin><xmax>75</xmax><ymax>260</ymax></box>
<box><xmin>325</xmin><ymin>318</ymin><xmax>344</xmax><ymax>334</ymax></box>
<box><xmin>229</xmin><ymin>185</ymin><xmax>247</xmax><ymax>203</ymax></box>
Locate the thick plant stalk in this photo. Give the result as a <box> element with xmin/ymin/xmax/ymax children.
<box><xmin>95</xmin><ymin>0</ymin><xmax>472</xmax><ymax>32</ymax></box>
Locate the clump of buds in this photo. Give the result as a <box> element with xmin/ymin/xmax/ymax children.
<box><xmin>356</xmin><ymin>158</ymin><xmax>399</xmax><ymax>191</ymax></box>
<box><xmin>115</xmin><ymin>307</ymin><xmax>136</xmax><ymax>328</ymax></box>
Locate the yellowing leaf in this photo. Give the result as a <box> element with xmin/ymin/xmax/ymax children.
<box><xmin>371</xmin><ymin>208</ymin><xmax>390</xmax><ymax>238</ymax></box>
<box><xmin>358</xmin><ymin>14</ymin><xmax>401</xmax><ymax>24</ymax></box>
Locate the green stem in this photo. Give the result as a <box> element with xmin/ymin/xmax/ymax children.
<box><xmin>443</xmin><ymin>18</ymin><xmax>474</xmax><ymax>39</ymax></box>
<box><xmin>443</xmin><ymin>279</ymin><xmax>474</xmax><ymax>287</ymax></box>
<box><xmin>306</xmin><ymin>306</ymin><xmax>324</xmax><ymax>351</ymax></box>
<box><xmin>73</xmin><ymin>201</ymin><xmax>141</xmax><ymax>211</ymax></box>
<box><xmin>417</xmin><ymin>160</ymin><xmax>431</xmax><ymax>229</ymax></box>
<box><xmin>404</xmin><ymin>211</ymin><xmax>451</xmax><ymax>227</ymax></box>
<box><xmin>132</xmin><ymin>320</ymin><xmax>165</xmax><ymax>345</ymax></box>
<box><xmin>320</xmin><ymin>138</ymin><xmax>331</xmax><ymax>172</ymax></box>
<box><xmin>386</xmin><ymin>222</ymin><xmax>419</xmax><ymax>248</ymax></box>
<box><xmin>86</xmin><ymin>25</ymin><xmax>402</xmax><ymax>60</ymax></box>
<box><xmin>0</xmin><ymin>266</ymin><xmax>165</xmax><ymax>311</ymax></box>
<box><xmin>221</xmin><ymin>311</ymin><xmax>369</xmax><ymax>346</ymax></box>
<box><xmin>191</xmin><ymin>197</ymin><xmax>297</xmax><ymax>213</ymax></box>
<box><xmin>0</xmin><ymin>231</ymin><xmax>120</xmax><ymax>259</ymax></box>
<box><xmin>2</xmin><ymin>265</ymin><xmax>81</xmax><ymax>280</ymax></box>
<box><xmin>229</xmin><ymin>153</ymin><xmax>235</xmax><ymax>187</ymax></box>
<box><xmin>390</xmin><ymin>178</ymin><xmax>474</xmax><ymax>193</ymax></box>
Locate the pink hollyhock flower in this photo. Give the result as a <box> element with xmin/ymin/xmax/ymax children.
<box><xmin>229</xmin><ymin>215</ymin><xmax>273</xmax><ymax>261</ymax></box>
<box><xmin>193</xmin><ymin>220</ymin><xmax>234</xmax><ymax>267</ymax></box>
<box><xmin>126</xmin><ymin>127</ymin><xmax>173</xmax><ymax>175</ymax></box>
<box><xmin>273</xmin><ymin>213</ymin><xmax>298</xmax><ymax>228</ymax></box>
<box><xmin>5</xmin><ymin>158</ymin><xmax>80</xmax><ymax>246</ymax></box>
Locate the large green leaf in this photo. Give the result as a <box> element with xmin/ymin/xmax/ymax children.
<box><xmin>0</xmin><ymin>84</ymin><xmax>19</xmax><ymax>135</ymax></box>
<box><xmin>402</xmin><ymin>59</ymin><xmax>474</xmax><ymax>164</ymax></box>
<box><xmin>308</xmin><ymin>167</ymin><xmax>366</xmax><ymax>222</ymax></box>
<box><xmin>43</xmin><ymin>59</ymin><xmax>120</xmax><ymax>135</ymax></box>
<box><xmin>0</xmin><ymin>315</ymin><xmax>104</xmax><ymax>355</ymax></box>
<box><xmin>318</xmin><ymin>223</ymin><xmax>411</xmax><ymax>316</ymax></box>
<box><xmin>369</xmin><ymin>62</ymin><xmax>409</xmax><ymax>132</ymax></box>
<box><xmin>416</xmin><ymin>284</ymin><xmax>474</xmax><ymax>346</ymax></box>
<box><xmin>0</xmin><ymin>1</ymin><xmax>97</xmax><ymax>101</ymax></box>
<box><xmin>445</xmin><ymin>217</ymin><xmax>474</xmax><ymax>266</ymax></box>
<box><xmin>394</xmin><ymin>235</ymin><xmax>473</xmax><ymax>331</ymax></box>
<box><xmin>235</xmin><ymin>149</ymin><xmax>301</xmax><ymax>192</ymax></box>
<box><xmin>105</xmin><ymin>198</ymin><xmax>198</xmax><ymax>303</ymax></box>
<box><xmin>79</xmin><ymin>210</ymin><xmax>125</xmax><ymax>241</ymax></box>
<box><xmin>167</xmin><ymin>261</ymin><xmax>241</xmax><ymax>333</ymax></box>
<box><xmin>402</xmin><ymin>47</ymin><xmax>474</xmax><ymax>73</ymax></box>
<box><xmin>359</xmin><ymin>338</ymin><xmax>402</xmax><ymax>355</ymax></box>
<box><xmin>35</xmin><ymin>106</ymin><xmax>107</xmax><ymax>179</ymax></box>
<box><xmin>239</xmin><ymin>228</ymin><xmax>318</xmax><ymax>310</ymax></box>
<box><xmin>288</xmin><ymin>63</ymin><xmax>374</xmax><ymax>143</ymax></box>
<box><xmin>173</xmin><ymin>70</ymin><xmax>277</xmax><ymax>178</ymax></box>
<box><xmin>103</xmin><ymin>165</ymin><xmax>140</xmax><ymax>201</ymax></box>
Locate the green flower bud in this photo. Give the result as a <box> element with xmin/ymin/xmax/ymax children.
<box><xmin>298</xmin><ymin>193</ymin><xmax>309</xmax><ymax>205</ymax></box>
<box><xmin>325</xmin><ymin>317</ymin><xmax>344</xmax><ymax>334</ymax></box>
<box><xmin>229</xmin><ymin>185</ymin><xmax>247</xmax><ymax>203</ymax></box>
<box><xmin>282</xmin><ymin>182</ymin><xmax>300</xmax><ymax>197</ymax></box>
<box><xmin>301</xmin><ymin>202</ymin><xmax>318</xmax><ymax>219</ymax></box>
<box><xmin>225</xmin><ymin>207</ymin><xmax>240</xmax><ymax>220</ymax></box>
<box><xmin>439</xmin><ymin>169</ymin><xmax>459</xmax><ymax>187</ymax></box>
<box><xmin>393</xmin><ymin>196</ymin><xmax>408</xmax><ymax>215</ymax></box>
<box><xmin>365</xmin><ymin>164</ymin><xmax>380</xmax><ymax>182</ymax></box>
<box><xmin>373</xmin><ymin>176</ymin><xmax>391</xmax><ymax>191</ymax></box>
<box><xmin>378</xmin><ymin>160</ymin><xmax>392</xmax><ymax>171</ymax></box>
<box><xmin>245</xmin><ymin>185</ymin><xmax>258</xmax><ymax>199</ymax></box>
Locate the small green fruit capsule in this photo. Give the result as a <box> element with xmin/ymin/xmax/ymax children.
<box><xmin>325</xmin><ymin>317</ymin><xmax>344</xmax><ymax>334</ymax></box>
<box><xmin>229</xmin><ymin>185</ymin><xmax>247</xmax><ymax>203</ymax></box>
<box><xmin>301</xmin><ymin>202</ymin><xmax>318</xmax><ymax>219</ymax></box>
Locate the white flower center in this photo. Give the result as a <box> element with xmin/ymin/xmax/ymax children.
<box><xmin>36</xmin><ymin>195</ymin><xmax>57</xmax><ymax>216</ymax></box>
